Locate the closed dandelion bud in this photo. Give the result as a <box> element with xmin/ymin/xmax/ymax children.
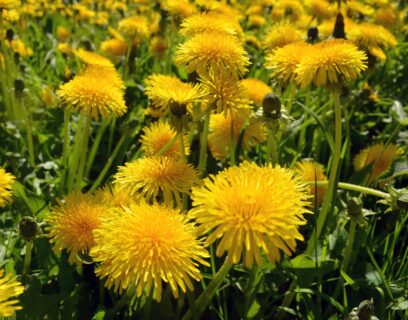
<box><xmin>333</xmin><ymin>13</ymin><xmax>346</xmax><ymax>39</ymax></box>
<box><xmin>307</xmin><ymin>27</ymin><xmax>318</xmax><ymax>43</ymax></box>
<box><xmin>14</xmin><ymin>78</ymin><xmax>24</xmax><ymax>98</ymax></box>
<box><xmin>19</xmin><ymin>216</ymin><xmax>38</xmax><ymax>241</ymax></box>
<box><xmin>262</xmin><ymin>93</ymin><xmax>281</xmax><ymax>119</ymax></box>
<box><xmin>357</xmin><ymin>300</ymin><xmax>374</xmax><ymax>320</ymax></box>
<box><xmin>170</xmin><ymin>100</ymin><xmax>187</xmax><ymax>117</ymax></box>
<box><xmin>347</xmin><ymin>197</ymin><xmax>363</xmax><ymax>217</ymax></box>
<box><xmin>6</xmin><ymin>29</ymin><xmax>14</xmax><ymax>41</ymax></box>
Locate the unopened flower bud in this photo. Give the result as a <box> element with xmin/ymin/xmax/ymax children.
<box><xmin>170</xmin><ymin>100</ymin><xmax>187</xmax><ymax>117</ymax></box>
<box><xmin>19</xmin><ymin>216</ymin><xmax>38</xmax><ymax>241</ymax></box>
<box><xmin>333</xmin><ymin>13</ymin><xmax>346</xmax><ymax>39</ymax></box>
<box><xmin>347</xmin><ymin>197</ymin><xmax>363</xmax><ymax>217</ymax></box>
<box><xmin>262</xmin><ymin>93</ymin><xmax>281</xmax><ymax>119</ymax></box>
<box><xmin>307</xmin><ymin>27</ymin><xmax>318</xmax><ymax>42</ymax></box>
<box><xmin>357</xmin><ymin>300</ymin><xmax>374</xmax><ymax>320</ymax></box>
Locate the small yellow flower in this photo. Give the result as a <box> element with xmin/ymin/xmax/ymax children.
<box><xmin>263</xmin><ymin>23</ymin><xmax>303</xmax><ymax>53</ymax></box>
<box><xmin>46</xmin><ymin>193</ymin><xmax>107</xmax><ymax>264</ymax></box>
<box><xmin>306</xmin><ymin>0</ymin><xmax>335</xmax><ymax>20</ymax></box>
<box><xmin>118</xmin><ymin>16</ymin><xmax>149</xmax><ymax>39</ymax></box>
<box><xmin>175</xmin><ymin>31</ymin><xmax>250</xmax><ymax>76</ymax></box>
<box><xmin>91</xmin><ymin>202</ymin><xmax>209</xmax><ymax>302</ymax></box>
<box><xmin>375</xmin><ymin>6</ymin><xmax>400</xmax><ymax>28</ymax></box>
<box><xmin>294</xmin><ymin>160</ymin><xmax>328</xmax><ymax>206</ymax></box>
<box><xmin>240</xmin><ymin>78</ymin><xmax>272</xmax><ymax>106</ymax></box>
<box><xmin>140</xmin><ymin>121</ymin><xmax>189</xmax><ymax>158</ymax></box>
<box><xmin>56</xmin><ymin>26</ymin><xmax>70</xmax><ymax>42</ymax></box>
<box><xmin>162</xmin><ymin>0</ymin><xmax>197</xmax><ymax>19</ymax></box>
<box><xmin>295</xmin><ymin>39</ymin><xmax>367</xmax><ymax>88</ymax></box>
<box><xmin>74</xmin><ymin>48</ymin><xmax>114</xmax><ymax>68</ymax></box>
<box><xmin>189</xmin><ymin>161</ymin><xmax>311</xmax><ymax>267</ymax></box>
<box><xmin>354</xmin><ymin>143</ymin><xmax>403</xmax><ymax>184</ymax></box>
<box><xmin>95</xmin><ymin>184</ymin><xmax>134</xmax><ymax>209</ymax></box>
<box><xmin>114</xmin><ymin>156</ymin><xmax>200</xmax><ymax>207</ymax></box>
<box><xmin>0</xmin><ymin>270</ymin><xmax>24</xmax><ymax>317</ymax></box>
<box><xmin>100</xmin><ymin>38</ymin><xmax>128</xmax><ymax>57</ymax></box>
<box><xmin>0</xmin><ymin>0</ymin><xmax>20</xmax><ymax>9</ymax></box>
<box><xmin>0</xmin><ymin>167</ymin><xmax>14</xmax><ymax>208</ymax></box>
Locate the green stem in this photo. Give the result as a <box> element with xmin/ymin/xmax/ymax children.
<box><xmin>85</xmin><ymin>117</ymin><xmax>109</xmax><ymax>177</ymax></box>
<box><xmin>67</xmin><ymin>112</ymin><xmax>86</xmax><ymax>191</ymax></box>
<box><xmin>285</xmin><ymin>82</ymin><xmax>297</xmax><ymax>115</ymax></box>
<box><xmin>305</xmin><ymin>181</ymin><xmax>390</xmax><ymax>199</ymax></box>
<box><xmin>89</xmin><ymin>134</ymin><xmax>127</xmax><ymax>193</ymax></box>
<box><xmin>74</xmin><ymin>114</ymin><xmax>92</xmax><ymax>190</ymax></box>
<box><xmin>308</xmin><ymin>90</ymin><xmax>342</xmax><ymax>249</ymax></box>
<box><xmin>342</xmin><ymin>219</ymin><xmax>357</xmax><ymax>273</ymax></box>
<box><xmin>157</xmin><ymin>133</ymin><xmax>179</xmax><ymax>156</ymax></box>
<box><xmin>179</xmin><ymin>130</ymin><xmax>188</xmax><ymax>211</ymax></box>
<box><xmin>23</xmin><ymin>241</ymin><xmax>33</xmax><ymax>275</ymax></box>
<box><xmin>182</xmin><ymin>259</ymin><xmax>233</xmax><ymax>320</ymax></box>
<box><xmin>60</xmin><ymin>109</ymin><xmax>71</xmax><ymax>192</ymax></box>
<box><xmin>277</xmin><ymin>279</ymin><xmax>297</xmax><ymax>320</ymax></box>
<box><xmin>198</xmin><ymin>112</ymin><xmax>211</xmax><ymax>176</ymax></box>
<box><xmin>230</xmin><ymin>113</ymin><xmax>236</xmax><ymax>166</ymax></box>
<box><xmin>266</xmin><ymin>124</ymin><xmax>278</xmax><ymax>165</ymax></box>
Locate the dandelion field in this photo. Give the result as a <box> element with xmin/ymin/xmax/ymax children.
<box><xmin>0</xmin><ymin>0</ymin><xmax>408</xmax><ymax>319</ymax></box>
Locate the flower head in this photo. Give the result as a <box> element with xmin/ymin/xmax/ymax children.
<box><xmin>189</xmin><ymin>161</ymin><xmax>311</xmax><ymax>267</ymax></box>
<box><xmin>0</xmin><ymin>270</ymin><xmax>24</xmax><ymax>317</ymax></box>
<box><xmin>0</xmin><ymin>167</ymin><xmax>15</xmax><ymax>208</ymax></box>
<box><xmin>0</xmin><ymin>0</ymin><xmax>20</xmax><ymax>9</ymax></box>
<box><xmin>91</xmin><ymin>202</ymin><xmax>209</xmax><ymax>301</ymax></box>
<box><xmin>114</xmin><ymin>156</ymin><xmax>200</xmax><ymax>207</ymax></box>
<box><xmin>144</xmin><ymin>74</ymin><xmax>206</xmax><ymax>118</ymax></box>
<box><xmin>57</xmin><ymin>66</ymin><xmax>127</xmax><ymax>118</ymax></box>
<box><xmin>294</xmin><ymin>160</ymin><xmax>328</xmax><ymax>206</ymax></box>
<box><xmin>118</xmin><ymin>16</ymin><xmax>149</xmax><ymax>39</ymax></box>
<box><xmin>240</xmin><ymin>78</ymin><xmax>272</xmax><ymax>106</ymax></box>
<box><xmin>162</xmin><ymin>0</ymin><xmax>197</xmax><ymax>19</ymax></box>
<box><xmin>140</xmin><ymin>121</ymin><xmax>189</xmax><ymax>158</ymax></box>
<box><xmin>263</xmin><ymin>23</ymin><xmax>303</xmax><ymax>53</ymax></box>
<box><xmin>175</xmin><ymin>31</ymin><xmax>250</xmax><ymax>76</ymax></box>
<box><xmin>354</xmin><ymin>143</ymin><xmax>403</xmax><ymax>184</ymax></box>
<box><xmin>46</xmin><ymin>193</ymin><xmax>107</xmax><ymax>264</ymax></box>
<box><xmin>295</xmin><ymin>39</ymin><xmax>367</xmax><ymax>88</ymax></box>
<box><xmin>265</xmin><ymin>42</ymin><xmax>312</xmax><ymax>85</ymax></box>
<box><xmin>100</xmin><ymin>38</ymin><xmax>128</xmax><ymax>57</ymax></box>
<box><xmin>74</xmin><ymin>48</ymin><xmax>114</xmax><ymax>68</ymax></box>
<box><xmin>95</xmin><ymin>184</ymin><xmax>134</xmax><ymax>209</ymax></box>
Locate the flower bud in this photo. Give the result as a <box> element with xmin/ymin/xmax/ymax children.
<box><xmin>333</xmin><ymin>13</ymin><xmax>346</xmax><ymax>39</ymax></box>
<box><xmin>307</xmin><ymin>27</ymin><xmax>318</xmax><ymax>42</ymax></box>
<box><xmin>170</xmin><ymin>100</ymin><xmax>187</xmax><ymax>117</ymax></box>
<box><xmin>347</xmin><ymin>197</ymin><xmax>363</xmax><ymax>217</ymax></box>
<box><xmin>19</xmin><ymin>216</ymin><xmax>38</xmax><ymax>241</ymax></box>
<box><xmin>262</xmin><ymin>93</ymin><xmax>281</xmax><ymax>119</ymax></box>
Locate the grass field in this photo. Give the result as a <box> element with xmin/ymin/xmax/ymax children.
<box><xmin>0</xmin><ymin>0</ymin><xmax>407</xmax><ymax>319</ymax></box>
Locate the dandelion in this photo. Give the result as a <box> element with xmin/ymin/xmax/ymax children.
<box><xmin>306</xmin><ymin>0</ymin><xmax>335</xmax><ymax>20</ymax></box>
<box><xmin>100</xmin><ymin>38</ymin><xmax>128</xmax><ymax>57</ymax></box>
<box><xmin>74</xmin><ymin>48</ymin><xmax>115</xmax><ymax>68</ymax></box>
<box><xmin>144</xmin><ymin>74</ymin><xmax>206</xmax><ymax>118</ymax></box>
<box><xmin>263</xmin><ymin>23</ymin><xmax>303</xmax><ymax>53</ymax></box>
<box><xmin>208</xmin><ymin>113</ymin><xmax>266</xmax><ymax>161</ymax></box>
<box><xmin>56</xmin><ymin>26</ymin><xmax>70</xmax><ymax>42</ymax></box>
<box><xmin>175</xmin><ymin>31</ymin><xmax>250</xmax><ymax>76</ymax></box>
<box><xmin>91</xmin><ymin>202</ymin><xmax>209</xmax><ymax>301</ymax></box>
<box><xmin>140</xmin><ymin>121</ymin><xmax>189</xmax><ymax>158</ymax></box>
<box><xmin>114</xmin><ymin>156</ymin><xmax>200</xmax><ymax>207</ymax></box>
<box><xmin>354</xmin><ymin>143</ymin><xmax>403</xmax><ymax>184</ymax></box>
<box><xmin>57</xmin><ymin>66</ymin><xmax>127</xmax><ymax>119</ymax></box>
<box><xmin>0</xmin><ymin>270</ymin><xmax>24</xmax><ymax>317</ymax></box>
<box><xmin>296</xmin><ymin>39</ymin><xmax>367</xmax><ymax>89</ymax></box>
<box><xmin>162</xmin><ymin>0</ymin><xmax>197</xmax><ymax>19</ymax></box>
<box><xmin>0</xmin><ymin>167</ymin><xmax>14</xmax><ymax>208</ymax></box>
<box><xmin>189</xmin><ymin>161</ymin><xmax>311</xmax><ymax>267</ymax></box>
<box><xmin>294</xmin><ymin>160</ymin><xmax>328</xmax><ymax>206</ymax></box>
<box><xmin>95</xmin><ymin>184</ymin><xmax>134</xmax><ymax>209</ymax></box>
<box><xmin>46</xmin><ymin>193</ymin><xmax>108</xmax><ymax>264</ymax></box>
<box><xmin>265</xmin><ymin>42</ymin><xmax>312</xmax><ymax>85</ymax></box>
<box><xmin>0</xmin><ymin>0</ymin><xmax>20</xmax><ymax>9</ymax></box>
<box><xmin>240</xmin><ymin>78</ymin><xmax>272</xmax><ymax>106</ymax></box>
<box><xmin>118</xmin><ymin>16</ymin><xmax>149</xmax><ymax>39</ymax></box>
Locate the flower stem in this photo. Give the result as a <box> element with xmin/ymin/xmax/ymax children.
<box><xmin>305</xmin><ymin>181</ymin><xmax>390</xmax><ymax>199</ymax></box>
<box><xmin>23</xmin><ymin>240</ymin><xmax>33</xmax><ymax>275</ymax></box>
<box><xmin>198</xmin><ymin>112</ymin><xmax>211</xmax><ymax>176</ymax></box>
<box><xmin>74</xmin><ymin>114</ymin><xmax>92</xmax><ymax>190</ymax></box>
<box><xmin>266</xmin><ymin>124</ymin><xmax>278</xmax><ymax>165</ymax></box>
<box><xmin>179</xmin><ymin>130</ymin><xmax>188</xmax><ymax>210</ymax></box>
<box><xmin>60</xmin><ymin>109</ymin><xmax>71</xmax><ymax>192</ymax></box>
<box><xmin>157</xmin><ymin>133</ymin><xmax>179</xmax><ymax>156</ymax></box>
<box><xmin>230</xmin><ymin>113</ymin><xmax>236</xmax><ymax>166</ymax></box>
<box><xmin>85</xmin><ymin>117</ymin><xmax>109</xmax><ymax>177</ymax></box>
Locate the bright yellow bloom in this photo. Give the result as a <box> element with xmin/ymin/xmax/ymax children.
<box><xmin>354</xmin><ymin>143</ymin><xmax>403</xmax><ymax>184</ymax></box>
<box><xmin>180</xmin><ymin>12</ymin><xmax>243</xmax><ymax>39</ymax></box>
<box><xmin>0</xmin><ymin>0</ymin><xmax>20</xmax><ymax>9</ymax></box>
<box><xmin>0</xmin><ymin>167</ymin><xmax>14</xmax><ymax>208</ymax></box>
<box><xmin>208</xmin><ymin>114</ymin><xmax>266</xmax><ymax>161</ymax></box>
<box><xmin>296</xmin><ymin>39</ymin><xmax>367</xmax><ymax>88</ymax></box>
<box><xmin>199</xmin><ymin>68</ymin><xmax>252</xmax><ymax>117</ymax></box>
<box><xmin>162</xmin><ymin>0</ymin><xmax>197</xmax><ymax>19</ymax></box>
<box><xmin>57</xmin><ymin>66</ymin><xmax>127</xmax><ymax>119</ymax></box>
<box><xmin>0</xmin><ymin>270</ymin><xmax>24</xmax><ymax>317</ymax></box>
<box><xmin>118</xmin><ymin>16</ymin><xmax>149</xmax><ymax>39</ymax></box>
<box><xmin>100</xmin><ymin>38</ymin><xmax>128</xmax><ymax>57</ymax></box>
<box><xmin>265</xmin><ymin>42</ymin><xmax>312</xmax><ymax>85</ymax></box>
<box><xmin>9</xmin><ymin>39</ymin><xmax>32</xmax><ymax>57</ymax></box>
<box><xmin>144</xmin><ymin>74</ymin><xmax>206</xmax><ymax>118</ymax></box>
<box><xmin>46</xmin><ymin>193</ymin><xmax>107</xmax><ymax>264</ymax></box>
<box><xmin>95</xmin><ymin>184</ymin><xmax>134</xmax><ymax>209</ymax></box>
<box><xmin>114</xmin><ymin>156</ymin><xmax>200</xmax><ymax>208</ymax></box>
<box><xmin>240</xmin><ymin>78</ymin><xmax>272</xmax><ymax>106</ymax></box>
<box><xmin>189</xmin><ymin>161</ymin><xmax>311</xmax><ymax>267</ymax></box>
<box><xmin>140</xmin><ymin>121</ymin><xmax>189</xmax><ymax>158</ymax></box>
<box><xmin>346</xmin><ymin>1</ymin><xmax>374</xmax><ymax>18</ymax></box>
<box><xmin>175</xmin><ymin>31</ymin><xmax>250</xmax><ymax>76</ymax></box>
<box><xmin>56</xmin><ymin>26</ymin><xmax>70</xmax><ymax>42</ymax></box>
<box><xmin>91</xmin><ymin>202</ymin><xmax>209</xmax><ymax>301</ymax></box>
<box><xmin>74</xmin><ymin>48</ymin><xmax>114</xmax><ymax>68</ymax></box>
<box><xmin>348</xmin><ymin>23</ymin><xmax>397</xmax><ymax>62</ymax></box>
<box><xmin>294</xmin><ymin>160</ymin><xmax>327</xmax><ymax>206</ymax></box>
<box><xmin>263</xmin><ymin>23</ymin><xmax>303</xmax><ymax>53</ymax></box>
<box><xmin>306</xmin><ymin>0</ymin><xmax>335</xmax><ymax>20</ymax></box>
<box><xmin>375</xmin><ymin>6</ymin><xmax>400</xmax><ymax>28</ymax></box>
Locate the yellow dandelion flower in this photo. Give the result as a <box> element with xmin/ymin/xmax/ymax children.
<box><xmin>0</xmin><ymin>167</ymin><xmax>15</xmax><ymax>208</ymax></box>
<box><xmin>295</xmin><ymin>39</ymin><xmax>367</xmax><ymax>88</ymax></box>
<box><xmin>144</xmin><ymin>74</ymin><xmax>206</xmax><ymax>118</ymax></box>
<box><xmin>375</xmin><ymin>6</ymin><xmax>399</xmax><ymax>28</ymax></box>
<box><xmin>353</xmin><ymin>143</ymin><xmax>403</xmax><ymax>184</ymax></box>
<box><xmin>83</xmin><ymin>65</ymin><xmax>125</xmax><ymax>90</ymax></box>
<box><xmin>56</xmin><ymin>26</ymin><xmax>70</xmax><ymax>42</ymax></box>
<box><xmin>265</xmin><ymin>41</ymin><xmax>312</xmax><ymax>85</ymax></box>
<box><xmin>175</xmin><ymin>31</ymin><xmax>250</xmax><ymax>76</ymax></box>
<box><xmin>0</xmin><ymin>0</ymin><xmax>20</xmax><ymax>9</ymax></box>
<box><xmin>189</xmin><ymin>161</ymin><xmax>311</xmax><ymax>267</ymax></box>
<box><xmin>114</xmin><ymin>156</ymin><xmax>200</xmax><ymax>207</ymax></box>
<box><xmin>9</xmin><ymin>39</ymin><xmax>32</xmax><ymax>57</ymax></box>
<box><xmin>346</xmin><ymin>1</ymin><xmax>374</xmax><ymax>18</ymax></box>
<box><xmin>208</xmin><ymin>113</ymin><xmax>266</xmax><ymax>161</ymax></box>
<box><xmin>91</xmin><ymin>202</ymin><xmax>209</xmax><ymax>301</ymax></box>
<box><xmin>46</xmin><ymin>193</ymin><xmax>107</xmax><ymax>264</ymax></box>
<box><xmin>140</xmin><ymin>121</ymin><xmax>189</xmax><ymax>158</ymax></box>
<box><xmin>306</xmin><ymin>0</ymin><xmax>335</xmax><ymax>20</ymax></box>
<box><xmin>263</xmin><ymin>23</ymin><xmax>304</xmax><ymax>53</ymax></box>
<box><xmin>294</xmin><ymin>160</ymin><xmax>328</xmax><ymax>206</ymax></box>
<box><xmin>0</xmin><ymin>270</ymin><xmax>24</xmax><ymax>317</ymax></box>
<box><xmin>100</xmin><ymin>38</ymin><xmax>128</xmax><ymax>57</ymax></box>
<box><xmin>95</xmin><ymin>184</ymin><xmax>134</xmax><ymax>209</ymax></box>
<box><xmin>57</xmin><ymin>43</ymin><xmax>73</xmax><ymax>55</ymax></box>
<box><xmin>150</xmin><ymin>36</ymin><xmax>168</xmax><ymax>58</ymax></box>
<box><xmin>240</xmin><ymin>78</ymin><xmax>272</xmax><ymax>106</ymax></box>
<box><xmin>270</xmin><ymin>0</ymin><xmax>304</xmax><ymax>22</ymax></box>
<box><xmin>56</xmin><ymin>66</ymin><xmax>127</xmax><ymax>119</ymax></box>
<box><xmin>244</xmin><ymin>34</ymin><xmax>261</xmax><ymax>49</ymax></box>
<box><xmin>199</xmin><ymin>68</ymin><xmax>252</xmax><ymax>117</ymax></box>
<box><xmin>118</xmin><ymin>16</ymin><xmax>149</xmax><ymax>39</ymax></box>
<box><xmin>74</xmin><ymin>48</ymin><xmax>114</xmax><ymax>68</ymax></box>
<box><xmin>248</xmin><ymin>15</ymin><xmax>265</xmax><ymax>28</ymax></box>
<box><xmin>180</xmin><ymin>12</ymin><xmax>243</xmax><ymax>39</ymax></box>
<box><xmin>162</xmin><ymin>0</ymin><xmax>197</xmax><ymax>19</ymax></box>
<box><xmin>348</xmin><ymin>23</ymin><xmax>397</xmax><ymax>62</ymax></box>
